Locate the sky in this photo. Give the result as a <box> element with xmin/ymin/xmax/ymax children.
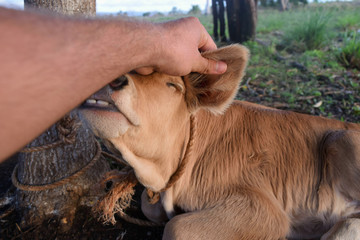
<box><xmin>0</xmin><ymin>0</ymin><xmax>208</xmax><ymax>13</ymax></box>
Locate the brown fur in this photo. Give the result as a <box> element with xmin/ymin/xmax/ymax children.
<box><xmin>80</xmin><ymin>45</ymin><xmax>360</xmax><ymax>240</ymax></box>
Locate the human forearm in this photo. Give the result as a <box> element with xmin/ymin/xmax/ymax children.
<box><xmin>0</xmin><ymin>8</ymin><xmax>160</xmax><ymax>159</ymax></box>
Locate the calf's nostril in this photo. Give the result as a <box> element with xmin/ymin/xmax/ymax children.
<box><xmin>109</xmin><ymin>75</ymin><xmax>128</xmax><ymax>90</ymax></box>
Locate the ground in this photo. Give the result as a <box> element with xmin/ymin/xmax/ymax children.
<box><xmin>0</xmin><ymin>183</ymin><xmax>164</xmax><ymax>240</ymax></box>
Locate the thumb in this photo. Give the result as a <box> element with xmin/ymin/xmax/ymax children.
<box><xmin>135</xmin><ymin>67</ymin><xmax>155</xmax><ymax>75</ymax></box>
<box><xmin>193</xmin><ymin>57</ymin><xmax>227</xmax><ymax>75</ymax></box>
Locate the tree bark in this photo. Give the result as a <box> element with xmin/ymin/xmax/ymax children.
<box><xmin>15</xmin><ymin>114</ymin><xmax>109</xmax><ymax>230</ymax></box>
<box><xmin>212</xmin><ymin>0</ymin><xmax>219</xmax><ymax>40</ymax></box>
<box><xmin>205</xmin><ymin>0</ymin><xmax>211</xmax><ymax>15</ymax></box>
<box><xmin>14</xmin><ymin>0</ymin><xmax>110</xmax><ymax>232</ymax></box>
<box><xmin>212</xmin><ymin>0</ymin><xmax>227</xmax><ymax>42</ymax></box>
<box><xmin>218</xmin><ymin>0</ymin><xmax>226</xmax><ymax>42</ymax></box>
<box><xmin>24</xmin><ymin>0</ymin><xmax>96</xmax><ymax>17</ymax></box>
<box><xmin>280</xmin><ymin>0</ymin><xmax>289</xmax><ymax>11</ymax></box>
<box><xmin>226</xmin><ymin>0</ymin><xmax>258</xmax><ymax>43</ymax></box>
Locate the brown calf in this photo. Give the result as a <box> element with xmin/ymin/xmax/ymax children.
<box><xmin>80</xmin><ymin>45</ymin><xmax>360</xmax><ymax>239</ymax></box>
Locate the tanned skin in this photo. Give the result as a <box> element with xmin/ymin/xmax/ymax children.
<box><xmin>0</xmin><ymin>7</ymin><xmax>227</xmax><ymax>161</ymax></box>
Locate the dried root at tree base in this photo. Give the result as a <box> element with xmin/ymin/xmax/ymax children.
<box><xmin>92</xmin><ymin>167</ymin><xmax>138</xmax><ymax>225</ymax></box>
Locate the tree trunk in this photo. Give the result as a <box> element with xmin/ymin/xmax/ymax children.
<box><xmin>212</xmin><ymin>0</ymin><xmax>219</xmax><ymax>40</ymax></box>
<box><xmin>13</xmin><ymin>0</ymin><xmax>110</xmax><ymax>231</ymax></box>
<box><xmin>280</xmin><ymin>0</ymin><xmax>289</xmax><ymax>11</ymax></box>
<box><xmin>226</xmin><ymin>0</ymin><xmax>258</xmax><ymax>43</ymax></box>
<box><xmin>15</xmin><ymin>114</ymin><xmax>109</xmax><ymax>230</ymax></box>
<box><xmin>205</xmin><ymin>0</ymin><xmax>211</xmax><ymax>15</ymax></box>
<box><xmin>218</xmin><ymin>0</ymin><xmax>226</xmax><ymax>42</ymax></box>
<box><xmin>213</xmin><ymin>0</ymin><xmax>227</xmax><ymax>42</ymax></box>
<box><xmin>24</xmin><ymin>0</ymin><xmax>96</xmax><ymax>17</ymax></box>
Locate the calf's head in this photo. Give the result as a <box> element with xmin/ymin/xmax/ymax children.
<box><xmin>80</xmin><ymin>45</ymin><xmax>249</xmax><ymax>191</ymax></box>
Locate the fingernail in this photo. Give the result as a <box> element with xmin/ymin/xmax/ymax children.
<box><xmin>216</xmin><ymin>61</ymin><xmax>227</xmax><ymax>74</ymax></box>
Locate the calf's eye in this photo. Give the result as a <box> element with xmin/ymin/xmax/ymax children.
<box><xmin>110</xmin><ymin>75</ymin><xmax>128</xmax><ymax>90</ymax></box>
<box><xmin>167</xmin><ymin>82</ymin><xmax>177</xmax><ymax>89</ymax></box>
<box><xmin>166</xmin><ymin>82</ymin><xmax>184</xmax><ymax>93</ymax></box>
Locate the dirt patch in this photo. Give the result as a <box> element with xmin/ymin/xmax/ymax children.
<box><xmin>0</xmin><ymin>184</ymin><xmax>164</xmax><ymax>240</ymax></box>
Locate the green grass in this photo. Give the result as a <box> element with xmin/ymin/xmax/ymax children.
<box><xmin>337</xmin><ymin>14</ymin><xmax>360</xmax><ymax>30</ymax></box>
<box><xmin>256</xmin><ymin>9</ymin><xmax>290</xmax><ymax>33</ymax></box>
<box><xmin>243</xmin><ymin>3</ymin><xmax>360</xmax><ymax>122</ymax></box>
<box><xmin>337</xmin><ymin>31</ymin><xmax>360</xmax><ymax>70</ymax></box>
<box><xmin>335</xmin><ymin>7</ymin><xmax>360</xmax><ymax>31</ymax></box>
<box><xmin>282</xmin><ymin>8</ymin><xmax>332</xmax><ymax>52</ymax></box>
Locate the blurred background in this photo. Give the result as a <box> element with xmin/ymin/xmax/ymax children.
<box><xmin>0</xmin><ymin>0</ymin><xmax>208</xmax><ymax>14</ymax></box>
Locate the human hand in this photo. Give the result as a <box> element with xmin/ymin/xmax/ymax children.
<box><xmin>136</xmin><ymin>17</ymin><xmax>227</xmax><ymax>76</ymax></box>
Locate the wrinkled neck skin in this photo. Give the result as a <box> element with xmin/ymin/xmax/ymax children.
<box><xmin>108</xmin><ymin>113</ymin><xmax>191</xmax><ymax>194</ymax></box>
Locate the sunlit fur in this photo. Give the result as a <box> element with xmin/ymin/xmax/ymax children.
<box><xmin>80</xmin><ymin>45</ymin><xmax>360</xmax><ymax>240</ymax></box>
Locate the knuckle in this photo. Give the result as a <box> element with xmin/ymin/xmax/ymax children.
<box><xmin>200</xmin><ymin>59</ymin><xmax>211</xmax><ymax>74</ymax></box>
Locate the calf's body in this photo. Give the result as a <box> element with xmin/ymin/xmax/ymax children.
<box><xmin>167</xmin><ymin>102</ymin><xmax>360</xmax><ymax>239</ymax></box>
<box><xmin>80</xmin><ymin>45</ymin><xmax>360</xmax><ymax>239</ymax></box>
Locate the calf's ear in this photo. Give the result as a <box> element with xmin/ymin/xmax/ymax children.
<box><xmin>184</xmin><ymin>44</ymin><xmax>249</xmax><ymax>114</ymax></box>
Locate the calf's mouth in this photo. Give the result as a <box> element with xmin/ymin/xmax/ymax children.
<box><xmin>81</xmin><ymin>75</ymin><xmax>129</xmax><ymax>113</ymax></box>
<box><xmin>81</xmin><ymin>97</ymin><xmax>119</xmax><ymax>113</ymax></box>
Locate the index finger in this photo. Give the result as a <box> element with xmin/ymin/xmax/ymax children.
<box><xmin>198</xmin><ymin>30</ymin><xmax>217</xmax><ymax>52</ymax></box>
